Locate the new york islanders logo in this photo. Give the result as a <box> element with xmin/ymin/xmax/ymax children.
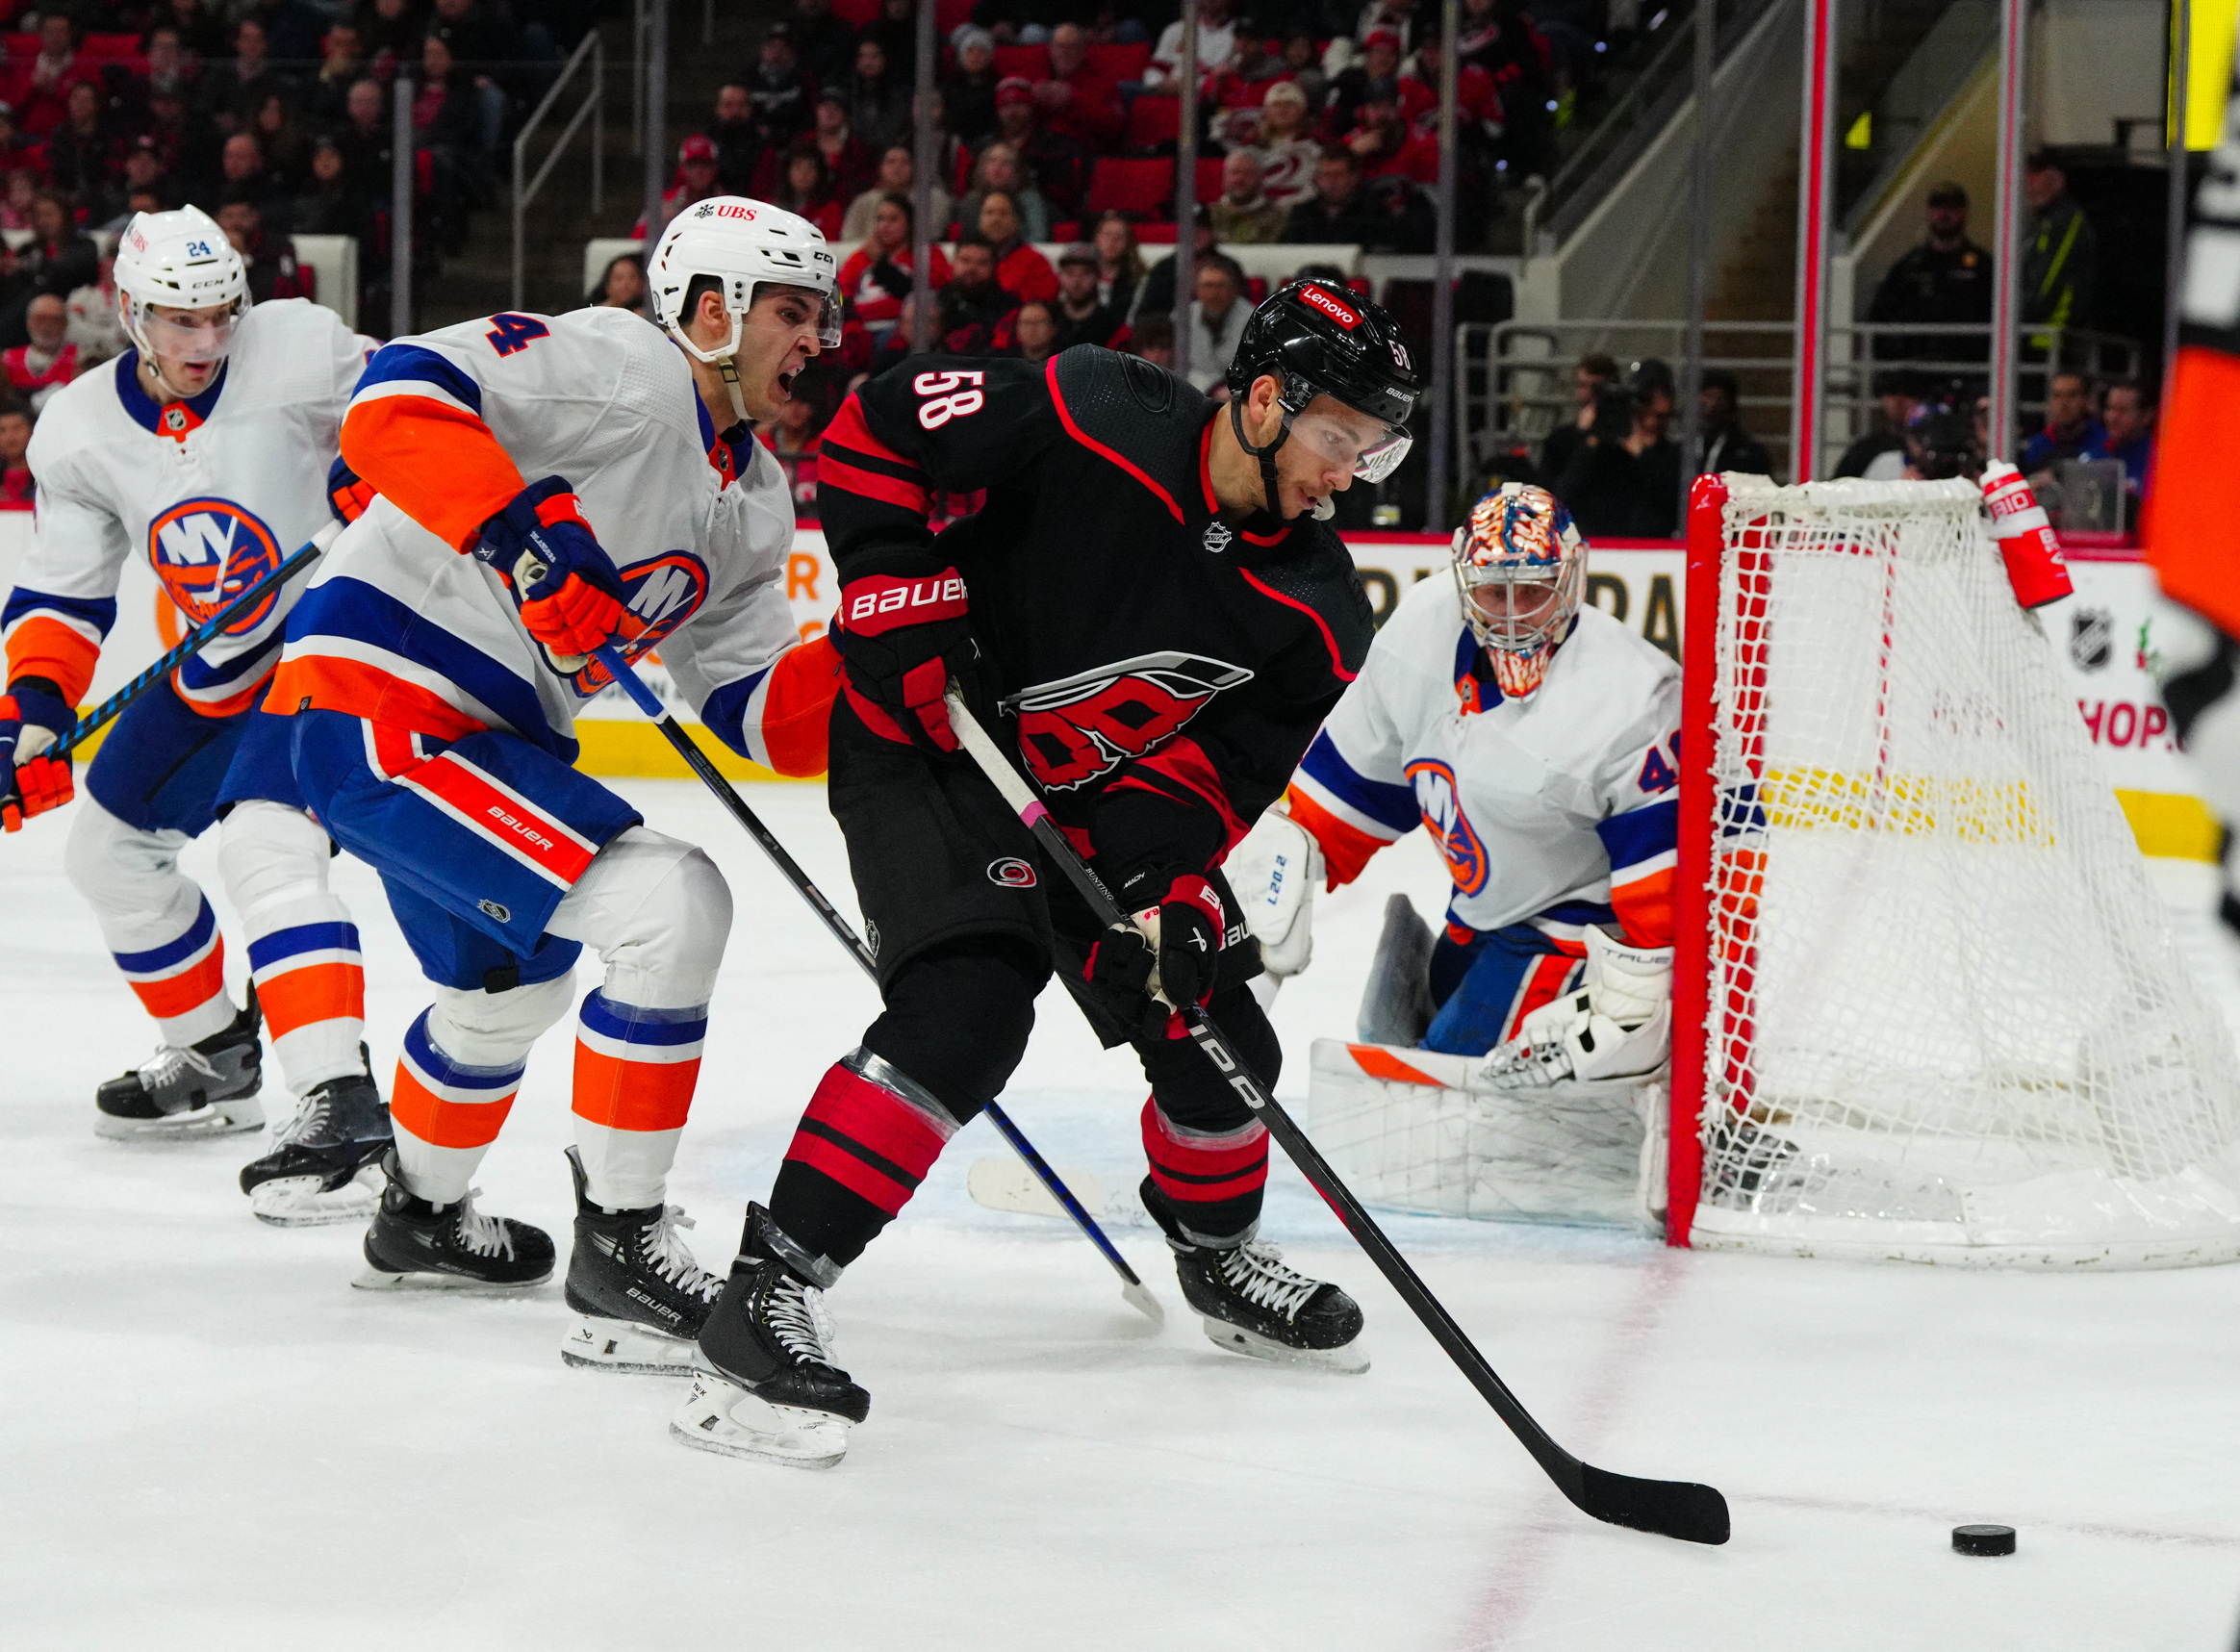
<box><xmin>1006</xmin><ymin>651</ymin><xmax>1255</xmax><ymax>792</ymax></box>
<box><xmin>147</xmin><ymin>497</ymin><xmax>285</xmax><ymax>635</ymax></box>
<box><xmin>1406</xmin><ymin>758</ymin><xmax>1489</xmax><ymax>896</ymax></box>
<box><xmin>567</xmin><ymin>551</ymin><xmax>710</xmax><ymax>696</ymax></box>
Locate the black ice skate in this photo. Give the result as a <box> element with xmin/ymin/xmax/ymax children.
<box><xmin>1144</xmin><ymin>1179</ymin><xmax>1369</xmax><ymax>1374</ymax></box>
<box><xmin>671</xmin><ymin>1204</ymin><xmax>867</xmax><ymax>1469</ymax></box>
<box><xmin>354</xmin><ymin>1149</ymin><xmax>554</xmax><ymax>1292</ymax></box>
<box><xmin>239</xmin><ymin>1055</ymin><xmax>392</xmax><ymax>1227</ymax></box>
<box><xmin>560</xmin><ymin>1146</ymin><xmax>724</xmax><ymax>1374</ymax></box>
<box><xmin>94</xmin><ymin>992</ymin><xmax>265</xmax><ymax>1141</ymax></box>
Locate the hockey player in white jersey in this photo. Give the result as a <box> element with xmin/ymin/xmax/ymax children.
<box><xmin>0</xmin><ymin>207</ymin><xmax>399</xmax><ymax>1220</ymax></box>
<box><xmin>268</xmin><ymin>197</ymin><xmax>842</xmax><ymax>1371</ymax></box>
<box><xmin>1229</xmin><ymin>483</ymin><xmax>1682</xmax><ymax>1084</ymax></box>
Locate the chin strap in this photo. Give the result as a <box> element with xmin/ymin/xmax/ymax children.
<box><xmin>716</xmin><ymin>355</ymin><xmax>751</xmax><ymax>429</ymax></box>
<box><xmin>1229</xmin><ymin>394</ymin><xmax>1292</xmax><ymax>520</ymax></box>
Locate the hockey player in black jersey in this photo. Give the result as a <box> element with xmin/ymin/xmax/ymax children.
<box><xmin>675</xmin><ymin>282</ymin><xmax>1425</xmax><ymax>1466</ymax></box>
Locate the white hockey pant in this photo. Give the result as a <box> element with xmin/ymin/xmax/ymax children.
<box><xmin>216</xmin><ymin>800</ymin><xmax>368</xmax><ymax>1097</ymax></box>
<box><xmin>64</xmin><ymin>795</ymin><xmax>237</xmax><ymax>1048</ymax></box>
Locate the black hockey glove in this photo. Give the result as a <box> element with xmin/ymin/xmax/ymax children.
<box><xmin>1082</xmin><ymin>869</ymin><xmax>1227</xmax><ymax>1041</ymax></box>
<box><xmin>830</xmin><ymin>553</ymin><xmax>975</xmax><ymax>754</ymax></box>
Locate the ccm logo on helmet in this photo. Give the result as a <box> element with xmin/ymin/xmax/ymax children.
<box><xmin>1297</xmin><ymin>285</ymin><xmax>1360</xmax><ymax>328</ymax></box>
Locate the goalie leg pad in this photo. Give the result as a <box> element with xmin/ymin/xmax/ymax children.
<box><xmin>1358</xmin><ymin>894</ymin><xmax>1439</xmax><ymax>1047</ymax></box>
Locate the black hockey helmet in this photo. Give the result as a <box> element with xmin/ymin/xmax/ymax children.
<box><xmin>1225</xmin><ymin>279</ymin><xmax>1425</xmax><ymax>517</ymax></box>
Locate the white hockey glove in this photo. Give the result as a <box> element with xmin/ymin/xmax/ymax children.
<box><xmin>1222</xmin><ymin>802</ymin><xmax>1325</xmax><ymax>978</ymax></box>
<box><xmin>1477</xmin><ymin>927</ymin><xmax>1673</xmax><ymax>1089</ymax></box>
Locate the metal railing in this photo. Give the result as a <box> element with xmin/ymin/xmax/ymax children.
<box><xmin>513</xmin><ymin>29</ymin><xmax>604</xmax><ymax>309</ymax></box>
<box><xmin>1459</xmin><ymin>318</ymin><xmax>2144</xmax><ymax>483</ymax></box>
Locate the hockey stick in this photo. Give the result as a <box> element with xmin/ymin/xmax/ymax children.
<box><xmin>589</xmin><ymin>643</ymin><xmax>1164</xmax><ymax>1326</ymax></box>
<box><xmin>49</xmin><ymin>521</ymin><xmax>338</xmax><ymax>760</ymax></box>
<box><xmin>942</xmin><ymin>686</ymin><xmax>1731</xmax><ymax>1546</ymax></box>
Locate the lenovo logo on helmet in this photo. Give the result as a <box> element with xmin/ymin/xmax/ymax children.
<box><xmin>1297</xmin><ymin>285</ymin><xmax>1360</xmax><ymax>328</ymax></box>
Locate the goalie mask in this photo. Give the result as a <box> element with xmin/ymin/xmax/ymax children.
<box><xmin>1451</xmin><ymin>484</ymin><xmax>1586</xmax><ymax>699</ymax></box>
<box><xmin>114</xmin><ymin>206</ymin><xmax>250</xmax><ymax>395</ymax></box>
<box><xmin>648</xmin><ymin>195</ymin><xmax>840</xmax><ymax>428</ymax></box>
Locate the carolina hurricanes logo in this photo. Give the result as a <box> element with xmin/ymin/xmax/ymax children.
<box><xmin>987</xmin><ymin>857</ymin><xmax>1037</xmax><ymax>887</ymax></box>
<box><xmin>1406</xmin><ymin>758</ymin><xmax>1489</xmax><ymax>896</ymax></box>
<box><xmin>1006</xmin><ymin>651</ymin><xmax>1255</xmax><ymax>792</ymax></box>
<box><xmin>147</xmin><ymin>496</ymin><xmax>284</xmax><ymax>635</ymax></box>
<box><xmin>568</xmin><ymin>551</ymin><xmax>711</xmax><ymax>695</ymax></box>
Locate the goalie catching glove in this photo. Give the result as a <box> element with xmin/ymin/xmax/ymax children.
<box><xmin>471</xmin><ymin>475</ymin><xmax>629</xmax><ymax>661</ymax></box>
<box><xmin>1477</xmin><ymin>926</ymin><xmax>1673</xmax><ymax>1088</ymax></box>
<box><xmin>1224</xmin><ymin>801</ymin><xmax>1325</xmax><ymax>978</ymax></box>
<box><xmin>0</xmin><ymin>678</ymin><xmax>74</xmax><ymax>831</ymax></box>
<box><xmin>1082</xmin><ymin>869</ymin><xmax>1228</xmax><ymax>1041</ymax></box>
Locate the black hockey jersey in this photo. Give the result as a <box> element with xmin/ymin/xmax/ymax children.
<box><xmin>817</xmin><ymin>344</ymin><xmax>1373</xmax><ymax>886</ymax></box>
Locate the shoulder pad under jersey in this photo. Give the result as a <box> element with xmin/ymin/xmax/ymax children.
<box><xmin>1048</xmin><ymin>343</ymin><xmax>1209</xmax><ymax>484</ymax></box>
<box><xmin>1239</xmin><ymin>519</ymin><xmax>1375</xmax><ymax>678</ymax></box>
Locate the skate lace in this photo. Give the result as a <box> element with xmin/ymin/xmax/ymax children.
<box><xmin>639</xmin><ymin>1207</ymin><xmax>722</xmax><ymax>1305</ymax></box>
<box><xmin>766</xmin><ymin>1274</ymin><xmax>841</xmax><ymax>1367</ymax></box>
<box><xmin>139</xmin><ymin>1043</ymin><xmax>220</xmax><ymax>1091</ymax></box>
<box><xmin>452</xmin><ymin>1190</ymin><xmax>516</xmax><ymax>1260</ymax></box>
<box><xmin>1218</xmin><ymin>1241</ymin><xmax>1321</xmax><ymax>1322</ymax></box>
<box><xmin>271</xmin><ymin>1093</ymin><xmax>332</xmax><ymax>1149</ymax></box>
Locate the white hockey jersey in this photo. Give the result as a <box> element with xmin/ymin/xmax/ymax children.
<box><xmin>2</xmin><ymin>298</ymin><xmax>373</xmax><ymax>713</ymax></box>
<box><xmin>270</xmin><ymin>306</ymin><xmax>835</xmax><ymax>775</ymax></box>
<box><xmin>1286</xmin><ymin>572</ymin><xmax>1683</xmax><ymax>947</ymax></box>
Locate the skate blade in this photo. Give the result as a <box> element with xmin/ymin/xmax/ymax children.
<box><xmin>95</xmin><ymin>1096</ymin><xmax>266</xmax><ymax>1142</ymax></box>
<box><xmin>561</xmin><ymin>1314</ymin><xmax>700</xmax><ymax>1374</ymax></box>
<box><xmin>249</xmin><ymin>1170</ymin><xmax>379</xmax><ymax>1228</ymax></box>
<box><xmin>1200</xmin><ymin>1315</ymin><xmax>1370</xmax><ymax>1375</ymax></box>
<box><xmin>669</xmin><ymin>1373</ymin><xmax>851</xmax><ymax>1468</ymax></box>
<box><xmin>351</xmin><ymin>1263</ymin><xmax>551</xmax><ymax>1294</ymax></box>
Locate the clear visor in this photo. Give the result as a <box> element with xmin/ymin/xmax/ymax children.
<box><xmin>806</xmin><ymin>289</ymin><xmax>841</xmax><ymax>349</ymax></box>
<box><xmin>1288</xmin><ymin>406</ymin><xmax>1413</xmax><ymax>483</ymax></box>
<box><xmin>141</xmin><ymin>308</ymin><xmax>240</xmax><ymax>365</ymax></box>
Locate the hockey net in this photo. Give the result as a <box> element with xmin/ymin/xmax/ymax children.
<box><xmin>1670</xmin><ymin>475</ymin><xmax>2240</xmax><ymax>1265</ymax></box>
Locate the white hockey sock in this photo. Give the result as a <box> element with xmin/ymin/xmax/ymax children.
<box><xmin>391</xmin><ymin>976</ymin><xmax>573</xmax><ymax>1205</ymax></box>
<box><xmin>547</xmin><ymin>827</ymin><xmax>731</xmax><ymax>1210</ymax></box>
<box><xmin>65</xmin><ymin>796</ymin><xmax>236</xmax><ymax>1046</ymax></box>
<box><xmin>217</xmin><ymin>801</ymin><xmax>365</xmax><ymax>1097</ymax></box>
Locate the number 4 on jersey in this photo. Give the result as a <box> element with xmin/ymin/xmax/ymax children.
<box><xmin>487</xmin><ymin>313</ymin><xmax>550</xmax><ymax>357</ymax></box>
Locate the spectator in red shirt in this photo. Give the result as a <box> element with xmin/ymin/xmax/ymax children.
<box><xmin>837</xmin><ymin>192</ymin><xmax>951</xmax><ymax>345</ymax></box>
<box><xmin>806</xmin><ymin>92</ymin><xmax>875</xmax><ymax>202</ymax></box>
<box><xmin>1034</xmin><ymin>23</ymin><xmax>1123</xmax><ymax>150</ymax></box>
<box><xmin>1206</xmin><ymin>18</ymin><xmax>1290</xmax><ymax>122</ymax></box>
<box><xmin>20</xmin><ymin>13</ymin><xmax>85</xmax><ymax>139</ymax></box>
<box><xmin>633</xmin><ymin>135</ymin><xmax>725</xmax><ymax>236</ymax></box>
<box><xmin>0</xmin><ymin>402</ymin><xmax>32</xmax><ymax>504</ymax></box>
<box><xmin>978</xmin><ymin>191</ymin><xmax>1058</xmax><ymax>303</ymax></box>
<box><xmin>771</xmin><ymin>142</ymin><xmax>844</xmax><ymax>241</ymax></box>
<box><xmin>987</xmin><ymin>76</ymin><xmax>1086</xmax><ymax>219</ymax></box>
<box><xmin>1345</xmin><ymin>95</ymin><xmax>1437</xmax><ymax>184</ymax></box>
<box><xmin>7</xmin><ymin>293</ymin><xmax>78</xmax><ymax>413</ymax></box>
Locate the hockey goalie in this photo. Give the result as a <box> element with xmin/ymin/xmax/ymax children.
<box><xmin>1227</xmin><ymin>484</ymin><xmax>1683</xmax><ymax>1226</ymax></box>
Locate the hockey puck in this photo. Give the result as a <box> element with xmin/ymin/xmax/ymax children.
<box><xmin>1951</xmin><ymin>1524</ymin><xmax>2017</xmax><ymax>1557</ymax></box>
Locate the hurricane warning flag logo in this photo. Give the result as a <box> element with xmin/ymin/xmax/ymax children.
<box><xmin>1006</xmin><ymin>651</ymin><xmax>1254</xmax><ymax>792</ymax></box>
<box><xmin>147</xmin><ymin>497</ymin><xmax>285</xmax><ymax>635</ymax></box>
<box><xmin>1406</xmin><ymin>758</ymin><xmax>1489</xmax><ymax>896</ymax></box>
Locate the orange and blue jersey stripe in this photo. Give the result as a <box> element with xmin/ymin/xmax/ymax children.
<box><xmin>340</xmin><ymin>343</ymin><xmax>525</xmax><ymax>552</ymax></box>
<box><xmin>2</xmin><ymin>587</ymin><xmax>115</xmax><ymax>706</ymax></box>
<box><xmin>1594</xmin><ymin>797</ymin><xmax>1677</xmax><ymax>948</ymax></box>
<box><xmin>1289</xmin><ymin>728</ymin><xmax>1418</xmax><ymax>888</ymax></box>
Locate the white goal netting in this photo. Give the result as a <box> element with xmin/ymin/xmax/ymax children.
<box><xmin>1686</xmin><ymin>476</ymin><xmax>2240</xmax><ymax>1266</ymax></box>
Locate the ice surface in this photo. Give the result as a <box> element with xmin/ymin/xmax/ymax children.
<box><xmin>5</xmin><ymin>779</ymin><xmax>2240</xmax><ymax>1650</ymax></box>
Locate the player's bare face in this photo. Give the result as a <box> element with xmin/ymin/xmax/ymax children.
<box><xmin>1465</xmin><ymin>579</ymin><xmax>1561</xmax><ymax>638</ymax></box>
<box><xmin>142</xmin><ymin>301</ymin><xmax>235</xmax><ymax>399</ymax></box>
<box><xmin>732</xmin><ymin>288</ymin><xmax>826</xmax><ymax>423</ymax></box>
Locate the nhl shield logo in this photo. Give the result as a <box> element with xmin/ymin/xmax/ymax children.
<box><xmin>2070</xmin><ymin>607</ymin><xmax>2114</xmax><ymax>673</ymax></box>
<box><xmin>1202</xmin><ymin>521</ymin><xmax>1233</xmax><ymax>555</ymax></box>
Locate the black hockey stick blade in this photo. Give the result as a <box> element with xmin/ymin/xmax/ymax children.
<box><xmin>941</xmin><ymin>687</ymin><xmax>1732</xmax><ymax>1545</ymax></box>
<box><xmin>1568</xmin><ymin>1461</ymin><xmax>1731</xmax><ymax>1546</ymax></box>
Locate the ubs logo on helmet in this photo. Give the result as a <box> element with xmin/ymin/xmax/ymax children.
<box><xmin>1406</xmin><ymin>758</ymin><xmax>1489</xmax><ymax>896</ymax></box>
<box><xmin>147</xmin><ymin>496</ymin><xmax>284</xmax><ymax>634</ymax></box>
<box><xmin>566</xmin><ymin>551</ymin><xmax>711</xmax><ymax>696</ymax></box>
<box><xmin>1297</xmin><ymin>285</ymin><xmax>1360</xmax><ymax>329</ymax></box>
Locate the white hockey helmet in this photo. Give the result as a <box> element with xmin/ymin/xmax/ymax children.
<box><xmin>648</xmin><ymin>195</ymin><xmax>840</xmax><ymax>359</ymax></box>
<box><xmin>114</xmin><ymin>206</ymin><xmax>250</xmax><ymax>372</ymax></box>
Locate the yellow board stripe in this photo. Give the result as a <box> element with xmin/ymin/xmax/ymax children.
<box><xmin>569</xmin><ymin>720</ymin><xmax>819</xmax><ymax>783</ymax></box>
